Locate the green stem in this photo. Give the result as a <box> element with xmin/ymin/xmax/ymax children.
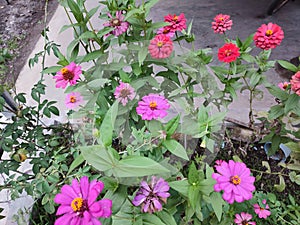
<box><xmin>241</xmin><ymin>75</ymin><xmax>255</xmax><ymax>127</ymax></box>
<box><xmin>250</xmin><ymin>168</ymin><xmax>289</xmax><ymax>177</ymax></box>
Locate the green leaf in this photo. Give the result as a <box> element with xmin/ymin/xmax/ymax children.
<box><xmin>67</xmin><ymin>154</ymin><xmax>84</xmax><ymax>175</ymax></box>
<box><xmin>169</xmin><ymin>180</ymin><xmax>189</xmax><ymax>197</ymax></box>
<box><xmin>268</xmin><ymin>104</ymin><xmax>284</xmax><ymax>120</ymax></box>
<box><xmin>277</xmin><ymin>60</ymin><xmax>298</xmax><ymax>73</ymax></box>
<box><xmin>162</xmin><ymin>139</ymin><xmax>189</xmax><ymax>160</ymax></box>
<box><xmin>284</xmin><ymin>94</ymin><xmax>300</xmax><ymax>114</ymax></box>
<box><xmin>274</xmin><ymin>175</ymin><xmax>286</xmax><ymax>192</ymax></box>
<box><xmin>142</xmin><ymin>213</ymin><xmax>166</xmax><ymax>225</ymax></box>
<box><xmin>165</xmin><ymin>115</ymin><xmax>180</xmax><ymax>138</ymax></box>
<box><xmin>112</xmin><ymin>156</ymin><xmax>169</xmax><ymax>177</ymax></box>
<box><xmin>81</xmin><ymin>145</ymin><xmax>118</xmax><ymax>172</ymax></box>
<box><xmin>188</xmin><ymin>185</ymin><xmax>201</xmax><ymax>209</ymax></box>
<box><xmin>100</xmin><ymin>101</ymin><xmax>118</xmax><ymax>146</ymax></box>
<box><xmin>188</xmin><ymin>162</ymin><xmax>203</xmax><ymax>185</ymax></box>
<box><xmin>210</xmin><ymin>192</ymin><xmax>223</xmax><ymax>222</ymax></box>
<box><xmin>138</xmin><ymin>46</ymin><xmax>148</xmax><ymax>66</ymax></box>
<box><xmin>156</xmin><ymin>210</ymin><xmax>177</xmax><ymax>225</ymax></box>
<box><xmin>67</xmin><ymin>0</ymin><xmax>84</xmax><ymax>22</ymax></box>
<box><xmin>49</xmin><ymin>106</ymin><xmax>60</xmax><ymax>116</ymax></box>
<box><xmin>81</xmin><ymin>50</ymin><xmax>104</xmax><ymax>63</ymax></box>
<box><xmin>42</xmin><ymin>66</ymin><xmax>62</xmax><ymax>74</ymax></box>
<box><xmin>87</xmin><ymin>78</ymin><xmax>109</xmax><ymax>90</ymax></box>
<box><xmin>112</xmin><ymin>199</ymin><xmax>135</xmax><ymax>225</ymax></box>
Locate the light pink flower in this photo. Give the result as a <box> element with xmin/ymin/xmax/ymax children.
<box><xmin>148</xmin><ymin>34</ymin><xmax>173</xmax><ymax>59</ymax></box>
<box><xmin>136</xmin><ymin>94</ymin><xmax>170</xmax><ymax>120</ymax></box>
<box><xmin>132</xmin><ymin>176</ymin><xmax>170</xmax><ymax>214</ymax></box>
<box><xmin>253</xmin><ymin>23</ymin><xmax>284</xmax><ymax>50</ymax></box>
<box><xmin>53</xmin><ymin>62</ymin><xmax>81</xmax><ymax>89</ymax></box>
<box><xmin>212</xmin><ymin>160</ymin><xmax>255</xmax><ymax>204</ymax></box>
<box><xmin>164</xmin><ymin>13</ymin><xmax>187</xmax><ymax>32</ymax></box>
<box><xmin>54</xmin><ymin>176</ymin><xmax>112</xmax><ymax>225</ymax></box>
<box><xmin>103</xmin><ymin>11</ymin><xmax>129</xmax><ymax>36</ymax></box>
<box><xmin>65</xmin><ymin>92</ymin><xmax>84</xmax><ymax>110</ymax></box>
<box><xmin>157</xmin><ymin>26</ymin><xmax>175</xmax><ymax>38</ymax></box>
<box><xmin>211</xmin><ymin>14</ymin><xmax>233</xmax><ymax>34</ymax></box>
<box><xmin>214</xmin><ymin>159</ymin><xmax>225</xmax><ymax>168</ymax></box>
<box><xmin>253</xmin><ymin>199</ymin><xmax>271</xmax><ymax>219</ymax></box>
<box><xmin>278</xmin><ymin>81</ymin><xmax>290</xmax><ymax>90</ymax></box>
<box><xmin>290</xmin><ymin>71</ymin><xmax>300</xmax><ymax>96</ymax></box>
<box><xmin>234</xmin><ymin>212</ymin><xmax>256</xmax><ymax>225</ymax></box>
<box><xmin>114</xmin><ymin>82</ymin><xmax>135</xmax><ymax>106</ymax></box>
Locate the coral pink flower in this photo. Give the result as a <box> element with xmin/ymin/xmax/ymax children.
<box><xmin>278</xmin><ymin>81</ymin><xmax>290</xmax><ymax>90</ymax></box>
<box><xmin>114</xmin><ymin>81</ymin><xmax>135</xmax><ymax>106</ymax></box>
<box><xmin>218</xmin><ymin>43</ymin><xmax>240</xmax><ymax>63</ymax></box>
<box><xmin>157</xmin><ymin>26</ymin><xmax>175</xmax><ymax>38</ymax></box>
<box><xmin>253</xmin><ymin>23</ymin><xmax>284</xmax><ymax>50</ymax></box>
<box><xmin>290</xmin><ymin>71</ymin><xmax>300</xmax><ymax>96</ymax></box>
<box><xmin>132</xmin><ymin>176</ymin><xmax>170</xmax><ymax>214</ymax></box>
<box><xmin>54</xmin><ymin>176</ymin><xmax>112</xmax><ymax>225</ymax></box>
<box><xmin>211</xmin><ymin>14</ymin><xmax>233</xmax><ymax>34</ymax></box>
<box><xmin>53</xmin><ymin>62</ymin><xmax>81</xmax><ymax>89</ymax></box>
<box><xmin>65</xmin><ymin>92</ymin><xmax>84</xmax><ymax>110</ymax></box>
<box><xmin>148</xmin><ymin>34</ymin><xmax>173</xmax><ymax>59</ymax></box>
<box><xmin>234</xmin><ymin>212</ymin><xmax>256</xmax><ymax>225</ymax></box>
<box><xmin>212</xmin><ymin>160</ymin><xmax>255</xmax><ymax>204</ymax></box>
<box><xmin>164</xmin><ymin>13</ymin><xmax>186</xmax><ymax>32</ymax></box>
<box><xmin>136</xmin><ymin>93</ymin><xmax>170</xmax><ymax>120</ymax></box>
<box><xmin>103</xmin><ymin>11</ymin><xmax>129</xmax><ymax>36</ymax></box>
<box><xmin>253</xmin><ymin>199</ymin><xmax>271</xmax><ymax>219</ymax></box>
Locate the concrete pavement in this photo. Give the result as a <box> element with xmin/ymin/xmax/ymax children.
<box><xmin>1</xmin><ymin>0</ymin><xmax>300</xmax><ymax>224</ymax></box>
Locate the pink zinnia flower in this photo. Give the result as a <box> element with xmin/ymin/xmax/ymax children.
<box><xmin>253</xmin><ymin>22</ymin><xmax>284</xmax><ymax>50</ymax></box>
<box><xmin>164</xmin><ymin>13</ymin><xmax>186</xmax><ymax>32</ymax></box>
<box><xmin>214</xmin><ymin>159</ymin><xmax>225</xmax><ymax>168</ymax></box>
<box><xmin>65</xmin><ymin>92</ymin><xmax>84</xmax><ymax>110</ymax></box>
<box><xmin>234</xmin><ymin>212</ymin><xmax>256</xmax><ymax>225</ymax></box>
<box><xmin>114</xmin><ymin>82</ymin><xmax>135</xmax><ymax>106</ymax></box>
<box><xmin>53</xmin><ymin>62</ymin><xmax>81</xmax><ymax>89</ymax></box>
<box><xmin>148</xmin><ymin>34</ymin><xmax>173</xmax><ymax>59</ymax></box>
<box><xmin>136</xmin><ymin>93</ymin><xmax>170</xmax><ymax>120</ymax></box>
<box><xmin>253</xmin><ymin>199</ymin><xmax>271</xmax><ymax>219</ymax></box>
<box><xmin>212</xmin><ymin>160</ymin><xmax>255</xmax><ymax>204</ymax></box>
<box><xmin>218</xmin><ymin>43</ymin><xmax>240</xmax><ymax>63</ymax></box>
<box><xmin>103</xmin><ymin>11</ymin><xmax>129</xmax><ymax>36</ymax></box>
<box><xmin>290</xmin><ymin>71</ymin><xmax>300</xmax><ymax>96</ymax></box>
<box><xmin>278</xmin><ymin>81</ymin><xmax>290</xmax><ymax>90</ymax></box>
<box><xmin>211</xmin><ymin>14</ymin><xmax>233</xmax><ymax>34</ymax></box>
<box><xmin>132</xmin><ymin>176</ymin><xmax>170</xmax><ymax>214</ymax></box>
<box><xmin>157</xmin><ymin>26</ymin><xmax>175</xmax><ymax>38</ymax></box>
<box><xmin>54</xmin><ymin>176</ymin><xmax>112</xmax><ymax>225</ymax></box>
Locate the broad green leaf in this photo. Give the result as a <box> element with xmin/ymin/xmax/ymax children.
<box><xmin>138</xmin><ymin>46</ymin><xmax>148</xmax><ymax>66</ymax></box>
<box><xmin>100</xmin><ymin>101</ymin><xmax>118</xmax><ymax>146</ymax></box>
<box><xmin>165</xmin><ymin>115</ymin><xmax>180</xmax><ymax>138</ymax></box>
<box><xmin>112</xmin><ymin>156</ymin><xmax>169</xmax><ymax>177</ymax></box>
<box><xmin>67</xmin><ymin>0</ymin><xmax>84</xmax><ymax>22</ymax></box>
<box><xmin>277</xmin><ymin>60</ymin><xmax>298</xmax><ymax>73</ymax></box>
<box><xmin>87</xmin><ymin>78</ymin><xmax>109</xmax><ymax>90</ymax></box>
<box><xmin>188</xmin><ymin>185</ymin><xmax>201</xmax><ymax>209</ymax></box>
<box><xmin>112</xmin><ymin>199</ymin><xmax>135</xmax><ymax>225</ymax></box>
<box><xmin>169</xmin><ymin>180</ymin><xmax>189</xmax><ymax>197</ymax></box>
<box><xmin>81</xmin><ymin>50</ymin><xmax>104</xmax><ymax>63</ymax></box>
<box><xmin>156</xmin><ymin>210</ymin><xmax>177</xmax><ymax>225</ymax></box>
<box><xmin>274</xmin><ymin>175</ymin><xmax>286</xmax><ymax>192</ymax></box>
<box><xmin>210</xmin><ymin>192</ymin><xmax>223</xmax><ymax>222</ymax></box>
<box><xmin>268</xmin><ymin>104</ymin><xmax>284</xmax><ymax>120</ymax></box>
<box><xmin>67</xmin><ymin>154</ymin><xmax>84</xmax><ymax>175</ymax></box>
<box><xmin>42</xmin><ymin>66</ymin><xmax>62</xmax><ymax>74</ymax></box>
<box><xmin>142</xmin><ymin>213</ymin><xmax>166</xmax><ymax>225</ymax></box>
<box><xmin>162</xmin><ymin>139</ymin><xmax>189</xmax><ymax>160</ymax></box>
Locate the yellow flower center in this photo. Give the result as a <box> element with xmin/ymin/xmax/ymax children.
<box><xmin>242</xmin><ymin>222</ymin><xmax>249</xmax><ymax>225</ymax></box>
<box><xmin>173</xmin><ymin>15</ymin><xmax>178</xmax><ymax>21</ymax></box>
<box><xmin>61</xmin><ymin>67</ymin><xmax>74</xmax><ymax>80</ymax></box>
<box><xmin>112</xmin><ymin>19</ymin><xmax>120</xmax><ymax>26</ymax></box>
<box><xmin>230</xmin><ymin>175</ymin><xmax>241</xmax><ymax>185</ymax></box>
<box><xmin>157</xmin><ymin>41</ymin><xmax>163</xmax><ymax>47</ymax></box>
<box><xmin>70</xmin><ymin>96</ymin><xmax>76</xmax><ymax>103</ymax></box>
<box><xmin>265</xmin><ymin>29</ymin><xmax>273</xmax><ymax>36</ymax></box>
<box><xmin>71</xmin><ymin>197</ymin><xmax>84</xmax><ymax>212</ymax></box>
<box><xmin>225</xmin><ymin>49</ymin><xmax>232</xmax><ymax>56</ymax></box>
<box><xmin>149</xmin><ymin>101</ymin><xmax>157</xmax><ymax>110</ymax></box>
<box><xmin>219</xmin><ymin>17</ymin><xmax>224</xmax><ymax>21</ymax></box>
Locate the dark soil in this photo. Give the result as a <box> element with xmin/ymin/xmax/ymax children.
<box><xmin>0</xmin><ymin>0</ymin><xmax>59</xmax><ymax>87</ymax></box>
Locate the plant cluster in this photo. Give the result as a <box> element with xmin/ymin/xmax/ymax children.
<box><xmin>0</xmin><ymin>0</ymin><xmax>299</xmax><ymax>224</ymax></box>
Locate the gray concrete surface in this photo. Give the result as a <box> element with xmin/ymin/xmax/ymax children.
<box><xmin>1</xmin><ymin>0</ymin><xmax>300</xmax><ymax>224</ymax></box>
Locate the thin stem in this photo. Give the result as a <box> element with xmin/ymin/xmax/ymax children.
<box><xmin>241</xmin><ymin>76</ymin><xmax>255</xmax><ymax>127</ymax></box>
<box><xmin>250</xmin><ymin>168</ymin><xmax>289</xmax><ymax>177</ymax></box>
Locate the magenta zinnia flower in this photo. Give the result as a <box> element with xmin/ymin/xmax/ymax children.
<box><xmin>53</xmin><ymin>62</ymin><xmax>81</xmax><ymax>89</ymax></box>
<box><xmin>218</xmin><ymin>43</ymin><xmax>240</xmax><ymax>63</ymax></box>
<box><xmin>212</xmin><ymin>160</ymin><xmax>255</xmax><ymax>204</ymax></box>
<box><xmin>290</xmin><ymin>71</ymin><xmax>300</xmax><ymax>96</ymax></box>
<box><xmin>65</xmin><ymin>92</ymin><xmax>84</xmax><ymax>110</ymax></box>
<box><xmin>103</xmin><ymin>11</ymin><xmax>129</xmax><ymax>36</ymax></box>
<box><xmin>54</xmin><ymin>176</ymin><xmax>112</xmax><ymax>225</ymax></box>
<box><xmin>164</xmin><ymin>13</ymin><xmax>187</xmax><ymax>32</ymax></box>
<box><xmin>157</xmin><ymin>26</ymin><xmax>175</xmax><ymax>38</ymax></box>
<box><xmin>148</xmin><ymin>34</ymin><xmax>173</xmax><ymax>59</ymax></box>
<box><xmin>234</xmin><ymin>212</ymin><xmax>256</xmax><ymax>225</ymax></box>
<box><xmin>253</xmin><ymin>199</ymin><xmax>271</xmax><ymax>219</ymax></box>
<box><xmin>114</xmin><ymin>81</ymin><xmax>135</xmax><ymax>106</ymax></box>
<box><xmin>211</xmin><ymin>14</ymin><xmax>233</xmax><ymax>34</ymax></box>
<box><xmin>253</xmin><ymin>22</ymin><xmax>284</xmax><ymax>50</ymax></box>
<box><xmin>136</xmin><ymin>93</ymin><xmax>170</xmax><ymax>120</ymax></box>
<box><xmin>278</xmin><ymin>81</ymin><xmax>290</xmax><ymax>90</ymax></box>
<box><xmin>132</xmin><ymin>176</ymin><xmax>170</xmax><ymax>214</ymax></box>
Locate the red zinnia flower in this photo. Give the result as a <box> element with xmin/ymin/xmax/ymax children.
<box><xmin>164</xmin><ymin>13</ymin><xmax>186</xmax><ymax>32</ymax></box>
<box><xmin>218</xmin><ymin>43</ymin><xmax>240</xmax><ymax>63</ymax></box>
<box><xmin>253</xmin><ymin>22</ymin><xmax>284</xmax><ymax>50</ymax></box>
<box><xmin>148</xmin><ymin>34</ymin><xmax>173</xmax><ymax>59</ymax></box>
<box><xmin>212</xmin><ymin>14</ymin><xmax>233</xmax><ymax>34</ymax></box>
<box><xmin>290</xmin><ymin>71</ymin><xmax>300</xmax><ymax>96</ymax></box>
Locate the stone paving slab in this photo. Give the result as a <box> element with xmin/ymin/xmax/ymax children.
<box><xmin>2</xmin><ymin>0</ymin><xmax>300</xmax><ymax>224</ymax></box>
